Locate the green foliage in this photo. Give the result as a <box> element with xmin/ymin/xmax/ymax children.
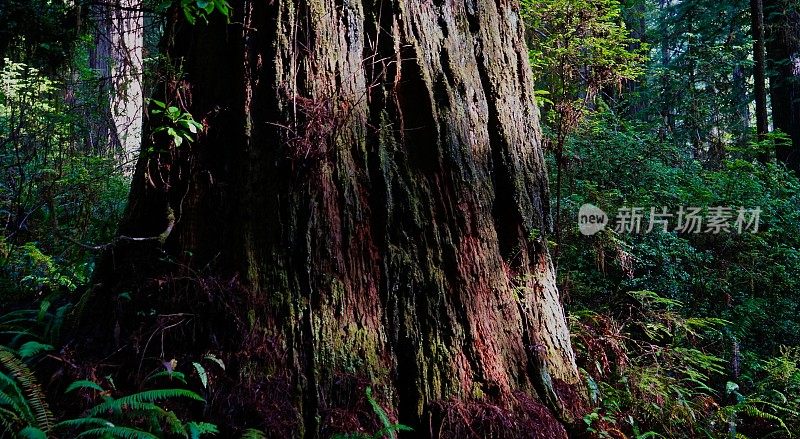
<box><xmin>55</xmin><ymin>379</ymin><xmax>215</xmax><ymax>438</ymax></box>
<box><xmin>192</xmin><ymin>362</ymin><xmax>207</xmax><ymax>389</ymax></box>
<box><xmin>65</xmin><ymin>380</ymin><xmax>107</xmax><ymax>394</ymax></box>
<box><xmin>522</xmin><ymin>0</ymin><xmax>645</xmax><ymax>139</ymax></box>
<box><xmin>555</xmin><ymin>83</ymin><xmax>800</xmax><ymax>438</ymax></box>
<box><xmin>0</xmin><ymin>302</ymin><xmax>217</xmax><ymax>438</ymax></box>
<box><xmin>641</xmin><ymin>0</ymin><xmax>753</xmax><ymax>152</ymax></box>
<box><xmin>571</xmin><ymin>290</ymin><xmax>799</xmax><ymax>438</ymax></box>
<box><xmin>157</xmin><ymin>0</ymin><xmax>232</xmax><ymax>25</ymax></box>
<box><xmin>330</xmin><ymin>387</ymin><xmax>413</xmax><ymax>439</ymax></box>
<box><xmin>185</xmin><ymin>422</ymin><xmax>219</xmax><ymax>439</ymax></box>
<box><xmin>559</xmin><ymin>110</ymin><xmax>800</xmax><ymax>354</ymax></box>
<box><xmin>0</xmin><ymin>0</ymin><xmax>79</xmax><ymax>70</ymax></box>
<box><xmin>148</xmin><ymin>99</ymin><xmax>203</xmax><ymax>150</ymax></box>
<box><xmin>0</xmin><ymin>58</ymin><xmax>129</xmax><ymax>304</ymax></box>
<box><xmin>239</xmin><ymin>428</ymin><xmax>267</xmax><ymax>439</ymax></box>
<box><xmin>85</xmin><ymin>388</ymin><xmax>204</xmax><ymax>417</ymax></box>
<box><xmin>0</xmin><ymin>346</ymin><xmax>54</xmax><ymax>435</ymax></box>
<box><xmin>524</xmin><ymin>0</ymin><xmax>646</xmax><ymax>97</ymax></box>
<box><xmin>522</xmin><ymin>0</ymin><xmax>647</xmax><ymax>246</ymax></box>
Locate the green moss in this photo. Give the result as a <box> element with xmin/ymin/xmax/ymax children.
<box><xmin>472</xmin><ymin>382</ymin><xmax>485</xmax><ymax>400</ymax></box>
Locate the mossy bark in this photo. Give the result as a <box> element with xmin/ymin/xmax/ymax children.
<box><xmin>89</xmin><ymin>0</ymin><xmax>582</xmax><ymax>436</ymax></box>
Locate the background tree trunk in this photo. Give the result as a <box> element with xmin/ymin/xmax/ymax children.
<box><xmin>751</xmin><ymin>0</ymin><xmax>769</xmax><ymax>142</ymax></box>
<box><xmin>88</xmin><ymin>0</ymin><xmax>144</xmax><ymax>173</ymax></box>
<box><xmin>87</xmin><ymin>1</ymin><xmax>583</xmax><ymax>436</ymax></box>
<box><xmin>766</xmin><ymin>0</ymin><xmax>800</xmax><ymax>171</ymax></box>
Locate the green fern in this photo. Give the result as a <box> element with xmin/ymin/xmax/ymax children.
<box><xmin>332</xmin><ymin>387</ymin><xmax>413</xmax><ymax>439</ymax></box>
<box><xmin>75</xmin><ymin>426</ymin><xmax>160</xmax><ymax>439</ymax></box>
<box><xmin>0</xmin><ymin>347</ymin><xmax>53</xmax><ymax>432</ymax></box>
<box><xmin>17</xmin><ymin>426</ymin><xmax>47</xmax><ymax>438</ymax></box>
<box><xmin>186</xmin><ymin>421</ymin><xmax>219</xmax><ymax>438</ymax></box>
<box><xmin>54</xmin><ymin>416</ymin><xmax>114</xmax><ymax>430</ymax></box>
<box><xmin>57</xmin><ymin>382</ymin><xmax>216</xmax><ymax>438</ymax></box>
<box><xmin>719</xmin><ymin>398</ymin><xmax>794</xmax><ymax>435</ymax></box>
<box><xmin>65</xmin><ymin>379</ymin><xmax>106</xmax><ymax>394</ymax></box>
<box><xmin>0</xmin><ymin>371</ymin><xmax>33</xmax><ymax>422</ymax></box>
<box><xmin>87</xmin><ymin>388</ymin><xmax>204</xmax><ymax>416</ymax></box>
<box><xmin>240</xmin><ymin>428</ymin><xmax>268</xmax><ymax>439</ymax></box>
<box><xmin>143</xmin><ymin>370</ymin><xmax>188</xmax><ymax>385</ymax></box>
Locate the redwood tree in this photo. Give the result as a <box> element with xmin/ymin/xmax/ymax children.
<box><xmin>751</xmin><ymin>0</ymin><xmax>768</xmax><ymax>141</ymax></box>
<box><xmin>86</xmin><ymin>0</ymin><xmax>583</xmax><ymax>436</ymax></box>
<box><xmin>766</xmin><ymin>0</ymin><xmax>800</xmax><ymax>171</ymax></box>
<box><xmin>88</xmin><ymin>0</ymin><xmax>144</xmax><ymax>173</ymax></box>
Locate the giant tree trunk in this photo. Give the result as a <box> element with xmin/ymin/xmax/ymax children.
<box><xmin>88</xmin><ymin>0</ymin><xmax>144</xmax><ymax>173</ymax></box>
<box><xmin>88</xmin><ymin>1</ymin><xmax>583</xmax><ymax>436</ymax></box>
<box><xmin>766</xmin><ymin>0</ymin><xmax>800</xmax><ymax>172</ymax></box>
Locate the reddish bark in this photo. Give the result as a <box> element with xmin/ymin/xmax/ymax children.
<box><xmin>85</xmin><ymin>0</ymin><xmax>583</xmax><ymax>436</ymax></box>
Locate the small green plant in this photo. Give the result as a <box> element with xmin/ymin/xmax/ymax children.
<box><xmin>158</xmin><ymin>0</ymin><xmax>232</xmax><ymax>25</ymax></box>
<box><xmin>148</xmin><ymin>99</ymin><xmax>203</xmax><ymax>150</ymax></box>
<box><xmin>331</xmin><ymin>387</ymin><xmax>412</xmax><ymax>439</ymax></box>
<box><xmin>239</xmin><ymin>428</ymin><xmax>267</xmax><ymax>439</ymax></box>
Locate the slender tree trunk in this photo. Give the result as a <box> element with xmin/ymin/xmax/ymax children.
<box><xmin>622</xmin><ymin>0</ymin><xmax>647</xmax><ymax>118</ymax></box>
<box><xmin>765</xmin><ymin>0</ymin><xmax>800</xmax><ymax>172</ymax></box>
<box><xmin>658</xmin><ymin>0</ymin><xmax>675</xmax><ymax>140</ymax></box>
<box><xmin>733</xmin><ymin>65</ymin><xmax>751</xmax><ymax>147</ymax></box>
<box><xmin>89</xmin><ymin>0</ymin><xmax>144</xmax><ymax>174</ymax></box>
<box><xmin>751</xmin><ymin>0</ymin><xmax>769</xmax><ymax>144</ymax></box>
<box><xmin>85</xmin><ymin>1</ymin><xmax>583</xmax><ymax>437</ymax></box>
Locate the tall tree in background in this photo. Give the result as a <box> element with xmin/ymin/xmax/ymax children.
<box><xmin>85</xmin><ymin>0</ymin><xmax>583</xmax><ymax>436</ymax></box>
<box><xmin>645</xmin><ymin>0</ymin><xmax>752</xmax><ymax>159</ymax></box>
<box><xmin>89</xmin><ymin>0</ymin><xmax>144</xmax><ymax>173</ymax></box>
<box><xmin>766</xmin><ymin>0</ymin><xmax>800</xmax><ymax>172</ymax></box>
<box><xmin>751</xmin><ymin>0</ymin><xmax>769</xmax><ymax>141</ymax></box>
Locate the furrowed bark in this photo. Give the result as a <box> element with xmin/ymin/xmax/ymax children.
<box><xmin>86</xmin><ymin>0</ymin><xmax>583</xmax><ymax>436</ymax></box>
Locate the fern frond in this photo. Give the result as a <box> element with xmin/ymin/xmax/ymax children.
<box><xmin>122</xmin><ymin>402</ymin><xmax>184</xmax><ymax>434</ymax></box>
<box><xmin>0</xmin><ymin>348</ymin><xmax>53</xmax><ymax>432</ymax></box>
<box><xmin>364</xmin><ymin>387</ymin><xmax>409</xmax><ymax>439</ymax></box>
<box><xmin>18</xmin><ymin>426</ymin><xmax>47</xmax><ymax>438</ymax></box>
<box><xmin>0</xmin><ymin>405</ymin><xmax>23</xmax><ymax>429</ymax></box>
<box><xmin>373</xmin><ymin>423</ymin><xmax>414</xmax><ymax>438</ymax></box>
<box><xmin>739</xmin><ymin>402</ymin><xmax>789</xmax><ymax>433</ymax></box>
<box><xmin>240</xmin><ymin>428</ymin><xmax>268</xmax><ymax>439</ymax></box>
<box><xmin>365</xmin><ymin>387</ymin><xmax>391</xmax><ymax>433</ymax></box>
<box><xmin>143</xmin><ymin>370</ymin><xmax>187</xmax><ymax>385</ymax></box>
<box><xmin>75</xmin><ymin>426</ymin><xmax>160</xmax><ymax>439</ymax></box>
<box><xmin>0</xmin><ymin>379</ymin><xmax>31</xmax><ymax>421</ymax></box>
<box><xmin>65</xmin><ymin>380</ymin><xmax>105</xmax><ymax>394</ymax></box>
<box><xmin>87</xmin><ymin>389</ymin><xmax>203</xmax><ymax>416</ymax></box>
<box><xmin>203</xmin><ymin>354</ymin><xmax>225</xmax><ymax>371</ymax></box>
<box><xmin>45</xmin><ymin>303</ymin><xmax>71</xmax><ymax>343</ymax></box>
<box><xmin>192</xmin><ymin>362</ymin><xmax>208</xmax><ymax>388</ymax></box>
<box><xmin>54</xmin><ymin>417</ymin><xmax>114</xmax><ymax>430</ymax></box>
<box><xmin>17</xmin><ymin>342</ymin><xmax>53</xmax><ymax>359</ymax></box>
<box><xmin>186</xmin><ymin>421</ymin><xmax>218</xmax><ymax>438</ymax></box>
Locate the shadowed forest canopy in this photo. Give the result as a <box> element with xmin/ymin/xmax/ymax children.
<box><xmin>3</xmin><ymin>0</ymin><xmax>800</xmax><ymax>438</ymax></box>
